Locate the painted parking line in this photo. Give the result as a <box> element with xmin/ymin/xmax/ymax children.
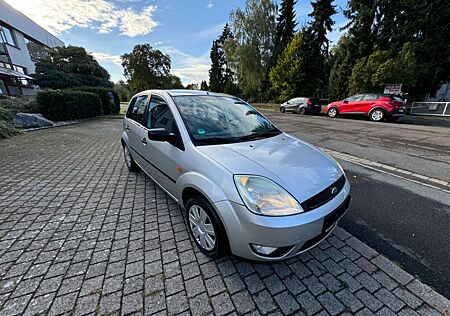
<box><xmin>320</xmin><ymin>147</ymin><xmax>450</xmax><ymax>193</ymax></box>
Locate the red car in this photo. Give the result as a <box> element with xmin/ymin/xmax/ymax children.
<box><xmin>325</xmin><ymin>93</ymin><xmax>406</xmax><ymax>122</ymax></box>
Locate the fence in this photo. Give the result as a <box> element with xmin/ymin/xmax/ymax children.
<box><xmin>410</xmin><ymin>102</ymin><xmax>450</xmax><ymax>116</ymax></box>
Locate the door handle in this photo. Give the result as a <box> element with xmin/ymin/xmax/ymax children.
<box><xmin>125</xmin><ymin>125</ymin><xmax>130</xmax><ymax>131</ymax></box>
<box><xmin>141</xmin><ymin>137</ymin><xmax>147</xmax><ymax>145</ymax></box>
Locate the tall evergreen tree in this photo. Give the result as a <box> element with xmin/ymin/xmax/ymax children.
<box><xmin>273</xmin><ymin>0</ymin><xmax>297</xmax><ymax>62</ymax></box>
<box><xmin>208</xmin><ymin>24</ymin><xmax>235</xmax><ymax>92</ymax></box>
<box><xmin>209</xmin><ymin>40</ymin><xmax>224</xmax><ymax>92</ymax></box>
<box><xmin>296</xmin><ymin>0</ymin><xmax>336</xmax><ymax>96</ymax></box>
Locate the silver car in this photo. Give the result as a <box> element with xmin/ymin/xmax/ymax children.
<box><xmin>121</xmin><ymin>90</ymin><xmax>350</xmax><ymax>261</ymax></box>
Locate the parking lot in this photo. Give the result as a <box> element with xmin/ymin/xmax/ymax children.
<box><xmin>0</xmin><ymin>117</ymin><xmax>449</xmax><ymax>315</ymax></box>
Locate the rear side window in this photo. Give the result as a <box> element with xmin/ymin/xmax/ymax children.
<box><xmin>126</xmin><ymin>95</ymin><xmax>148</xmax><ymax>125</ymax></box>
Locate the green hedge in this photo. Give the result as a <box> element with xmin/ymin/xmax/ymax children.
<box><xmin>37</xmin><ymin>90</ymin><xmax>103</xmax><ymax>121</ymax></box>
<box><xmin>72</xmin><ymin>87</ymin><xmax>120</xmax><ymax>115</ymax></box>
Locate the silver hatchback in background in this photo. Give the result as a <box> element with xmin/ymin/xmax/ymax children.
<box><xmin>121</xmin><ymin>90</ymin><xmax>350</xmax><ymax>261</ymax></box>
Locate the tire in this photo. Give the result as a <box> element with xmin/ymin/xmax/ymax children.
<box><xmin>280</xmin><ymin>107</ymin><xmax>286</xmax><ymax>113</ymax></box>
<box><xmin>123</xmin><ymin>143</ymin><xmax>139</xmax><ymax>171</ymax></box>
<box><xmin>297</xmin><ymin>107</ymin><xmax>306</xmax><ymax>115</ymax></box>
<box><xmin>327</xmin><ymin>107</ymin><xmax>338</xmax><ymax>118</ymax></box>
<box><xmin>186</xmin><ymin>195</ymin><xmax>228</xmax><ymax>258</ymax></box>
<box><xmin>369</xmin><ymin>109</ymin><xmax>385</xmax><ymax>122</ymax></box>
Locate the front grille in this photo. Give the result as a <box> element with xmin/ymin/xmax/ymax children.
<box><xmin>301</xmin><ymin>175</ymin><xmax>346</xmax><ymax>212</ymax></box>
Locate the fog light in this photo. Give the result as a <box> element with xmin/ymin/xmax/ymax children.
<box><xmin>251</xmin><ymin>244</ymin><xmax>278</xmax><ymax>256</ymax></box>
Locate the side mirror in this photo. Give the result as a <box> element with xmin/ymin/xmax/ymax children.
<box><xmin>148</xmin><ymin>128</ymin><xmax>177</xmax><ymax>142</ymax></box>
<box><xmin>343</xmin><ymin>99</ymin><xmax>348</xmax><ymax>104</ymax></box>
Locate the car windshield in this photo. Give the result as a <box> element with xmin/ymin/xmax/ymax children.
<box><xmin>173</xmin><ymin>95</ymin><xmax>281</xmax><ymax>145</ymax></box>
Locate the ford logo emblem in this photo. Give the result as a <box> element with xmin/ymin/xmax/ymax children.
<box><xmin>330</xmin><ymin>187</ymin><xmax>338</xmax><ymax>195</ymax></box>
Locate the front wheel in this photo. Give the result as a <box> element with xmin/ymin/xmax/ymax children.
<box><xmin>186</xmin><ymin>196</ymin><xmax>228</xmax><ymax>258</ymax></box>
<box><xmin>327</xmin><ymin>107</ymin><xmax>338</xmax><ymax>118</ymax></box>
<box><xmin>370</xmin><ymin>109</ymin><xmax>385</xmax><ymax>122</ymax></box>
<box><xmin>280</xmin><ymin>107</ymin><xmax>286</xmax><ymax>113</ymax></box>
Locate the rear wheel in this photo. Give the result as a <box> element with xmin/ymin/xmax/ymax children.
<box><xmin>123</xmin><ymin>144</ymin><xmax>139</xmax><ymax>171</ymax></box>
<box><xmin>297</xmin><ymin>107</ymin><xmax>306</xmax><ymax>115</ymax></box>
<box><xmin>327</xmin><ymin>107</ymin><xmax>338</xmax><ymax>118</ymax></box>
<box><xmin>370</xmin><ymin>109</ymin><xmax>385</xmax><ymax>122</ymax></box>
<box><xmin>186</xmin><ymin>195</ymin><xmax>228</xmax><ymax>258</ymax></box>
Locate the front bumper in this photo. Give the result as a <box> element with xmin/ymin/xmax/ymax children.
<box><xmin>214</xmin><ymin>180</ymin><xmax>351</xmax><ymax>261</ymax></box>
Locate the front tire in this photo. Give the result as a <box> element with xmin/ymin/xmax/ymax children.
<box><xmin>327</xmin><ymin>107</ymin><xmax>338</xmax><ymax>118</ymax></box>
<box><xmin>370</xmin><ymin>109</ymin><xmax>385</xmax><ymax>122</ymax></box>
<box><xmin>186</xmin><ymin>196</ymin><xmax>228</xmax><ymax>258</ymax></box>
<box><xmin>123</xmin><ymin>144</ymin><xmax>139</xmax><ymax>171</ymax></box>
<box><xmin>280</xmin><ymin>107</ymin><xmax>286</xmax><ymax>113</ymax></box>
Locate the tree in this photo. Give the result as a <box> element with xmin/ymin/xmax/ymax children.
<box><xmin>209</xmin><ymin>24</ymin><xmax>234</xmax><ymax>93</ymax></box>
<box><xmin>200</xmin><ymin>80</ymin><xmax>209</xmax><ymax>91</ymax></box>
<box><xmin>269</xmin><ymin>32</ymin><xmax>306</xmax><ymax>101</ymax></box>
<box><xmin>273</xmin><ymin>0</ymin><xmax>297</xmax><ymax>62</ymax></box>
<box><xmin>228</xmin><ymin>0</ymin><xmax>277</xmax><ymax>101</ymax></box>
<box><xmin>121</xmin><ymin>44</ymin><xmax>182</xmax><ymax>93</ymax></box>
<box><xmin>349</xmin><ymin>42</ymin><xmax>424</xmax><ymax>94</ymax></box>
<box><xmin>298</xmin><ymin>0</ymin><xmax>336</xmax><ymax>96</ymax></box>
<box><xmin>113</xmin><ymin>80</ymin><xmax>132</xmax><ymax>102</ymax></box>
<box><xmin>209</xmin><ymin>40</ymin><xmax>223</xmax><ymax>92</ymax></box>
<box><xmin>34</xmin><ymin>46</ymin><xmax>112</xmax><ymax>89</ymax></box>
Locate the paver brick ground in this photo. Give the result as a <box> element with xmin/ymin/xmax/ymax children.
<box><xmin>0</xmin><ymin>118</ymin><xmax>449</xmax><ymax>315</ymax></box>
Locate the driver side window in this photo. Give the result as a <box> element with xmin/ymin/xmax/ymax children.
<box><xmin>146</xmin><ymin>95</ymin><xmax>180</xmax><ymax>136</ymax></box>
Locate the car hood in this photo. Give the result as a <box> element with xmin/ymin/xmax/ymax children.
<box><xmin>197</xmin><ymin>133</ymin><xmax>343</xmax><ymax>203</ymax></box>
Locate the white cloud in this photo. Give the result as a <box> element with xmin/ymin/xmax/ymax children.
<box><xmin>207</xmin><ymin>0</ymin><xmax>214</xmax><ymax>9</ymax></box>
<box><xmin>91</xmin><ymin>48</ymin><xmax>210</xmax><ymax>85</ymax></box>
<box><xmin>91</xmin><ymin>52</ymin><xmax>122</xmax><ymax>65</ymax></box>
<box><xmin>163</xmin><ymin>47</ymin><xmax>210</xmax><ymax>85</ymax></box>
<box><xmin>4</xmin><ymin>0</ymin><xmax>158</xmax><ymax>37</ymax></box>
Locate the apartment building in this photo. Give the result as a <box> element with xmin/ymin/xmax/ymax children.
<box><xmin>0</xmin><ymin>0</ymin><xmax>64</xmax><ymax>96</ymax></box>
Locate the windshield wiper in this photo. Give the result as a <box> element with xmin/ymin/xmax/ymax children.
<box><xmin>236</xmin><ymin>130</ymin><xmax>281</xmax><ymax>141</ymax></box>
<box><xmin>195</xmin><ymin>137</ymin><xmax>237</xmax><ymax>145</ymax></box>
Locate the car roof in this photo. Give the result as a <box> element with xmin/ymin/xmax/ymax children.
<box><xmin>134</xmin><ymin>89</ymin><xmax>234</xmax><ymax>98</ymax></box>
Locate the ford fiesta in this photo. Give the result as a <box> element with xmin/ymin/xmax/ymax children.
<box><xmin>121</xmin><ymin>90</ymin><xmax>350</xmax><ymax>261</ymax></box>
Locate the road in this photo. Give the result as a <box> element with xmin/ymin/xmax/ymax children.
<box><xmin>261</xmin><ymin>110</ymin><xmax>450</xmax><ymax>298</ymax></box>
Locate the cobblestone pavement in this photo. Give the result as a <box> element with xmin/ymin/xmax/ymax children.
<box><xmin>0</xmin><ymin>118</ymin><xmax>449</xmax><ymax>316</ymax></box>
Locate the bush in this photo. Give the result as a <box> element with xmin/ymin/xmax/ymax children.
<box><xmin>37</xmin><ymin>90</ymin><xmax>102</xmax><ymax>121</ymax></box>
<box><xmin>0</xmin><ymin>120</ymin><xmax>19</xmax><ymax>139</ymax></box>
<box><xmin>73</xmin><ymin>87</ymin><xmax>120</xmax><ymax>114</ymax></box>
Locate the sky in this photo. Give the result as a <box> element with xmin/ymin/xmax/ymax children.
<box><xmin>5</xmin><ymin>0</ymin><xmax>348</xmax><ymax>85</ymax></box>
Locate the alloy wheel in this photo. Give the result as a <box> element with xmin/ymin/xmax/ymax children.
<box><xmin>328</xmin><ymin>108</ymin><xmax>337</xmax><ymax>118</ymax></box>
<box><xmin>188</xmin><ymin>205</ymin><xmax>216</xmax><ymax>251</ymax></box>
<box><xmin>371</xmin><ymin>110</ymin><xmax>384</xmax><ymax>121</ymax></box>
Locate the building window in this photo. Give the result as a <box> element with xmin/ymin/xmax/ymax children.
<box><xmin>0</xmin><ymin>25</ymin><xmax>17</xmax><ymax>46</ymax></box>
<box><xmin>0</xmin><ymin>62</ymin><xmax>12</xmax><ymax>69</ymax></box>
<box><xmin>24</xmin><ymin>37</ymin><xmax>49</xmax><ymax>62</ymax></box>
<box><xmin>13</xmin><ymin>65</ymin><xmax>27</xmax><ymax>75</ymax></box>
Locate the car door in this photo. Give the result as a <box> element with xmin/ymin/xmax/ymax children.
<box><xmin>139</xmin><ymin>94</ymin><xmax>185</xmax><ymax>196</ymax></box>
<box><xmin>340</xmin><ymin>94</ymin><xmax>362</xmax><ymax>113</ymax></box>
<box><xmin>124</xmin><ymin>94</ymin><xmax>149</xmax><ymax>166</ymax></box>
<box><xmin>358</xmin><ymin>94</ymin><xmax>377</xmax><ymax>113</ymax></box>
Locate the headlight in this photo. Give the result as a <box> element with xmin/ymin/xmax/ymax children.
<box><xmin>234</xmin><ymin>175</ymin><xmax>304</xmax><ymax>216</ymax></box>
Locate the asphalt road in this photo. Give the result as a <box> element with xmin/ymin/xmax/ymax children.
<box><xmin>260</xmin><ymin>110</ymin><xmax>450</xmax><ymax>298</ymax></box>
